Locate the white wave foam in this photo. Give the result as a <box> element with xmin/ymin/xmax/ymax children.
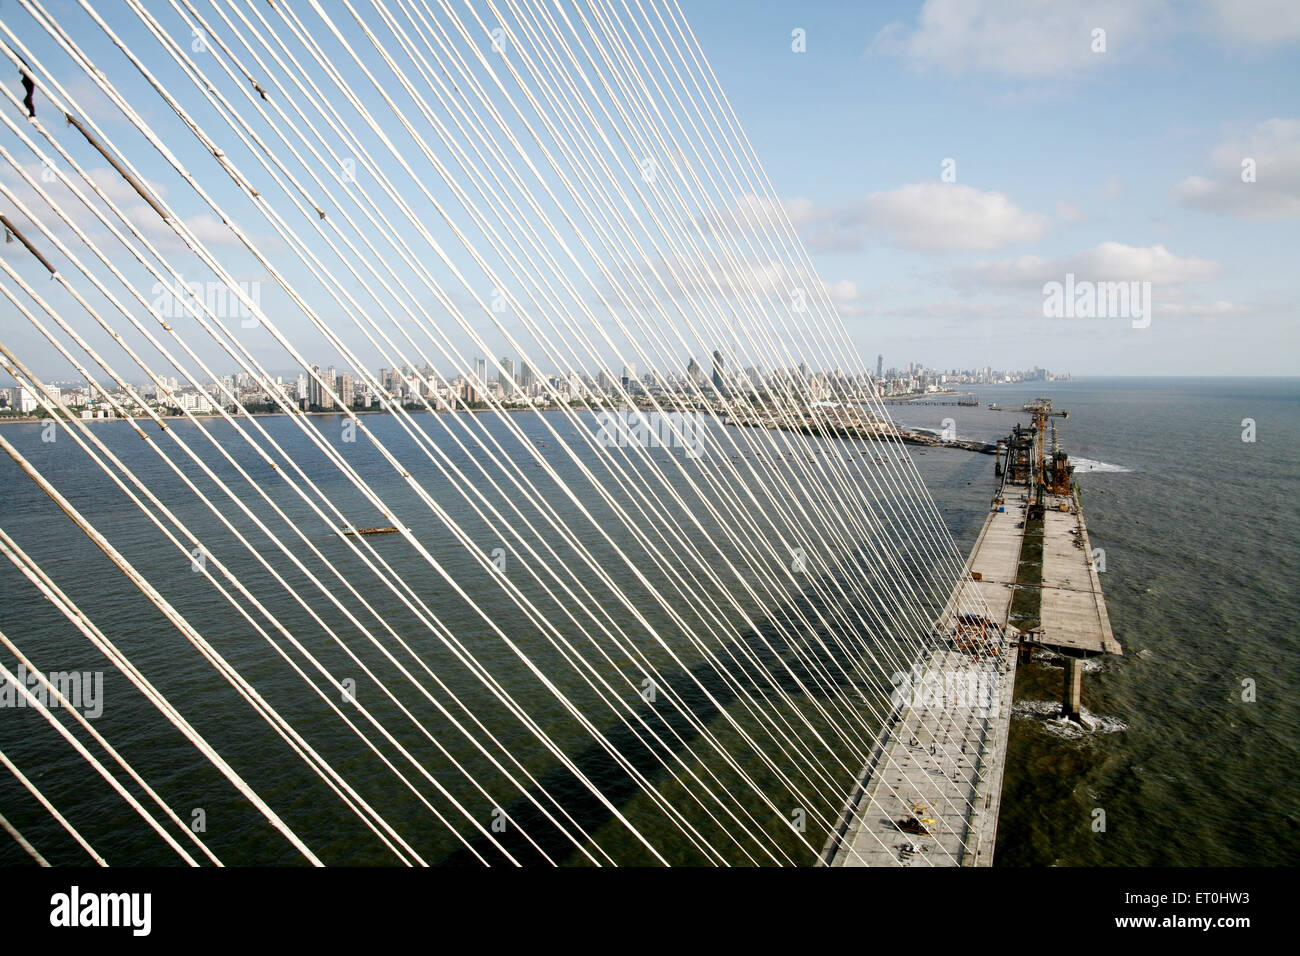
<box><xmin>1013</xmin><ymin>700</ymin><xmax>1128</xmax><ymax>739</ymax></box>
<box><xmin>1033</xmin><ymin>651</ymin><xmax>1104</xmax><ymax>673</ymax></box>
<box><xmin>1069</xmin><ymin>456</ymin><xmax>1131</xmax><ymax>474</ymax></box>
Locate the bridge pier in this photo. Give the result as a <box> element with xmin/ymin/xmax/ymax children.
<box><xmin>1062</xmin><ymin>654</ymin><xmax>1084</xmax><ymax>723</ymax></box>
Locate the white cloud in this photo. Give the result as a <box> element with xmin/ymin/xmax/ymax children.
<box><xmin>956</xmin><ymin>241</ymin><xmax>1222</xmax><ymax>287</ymax></box>
<box><xmin>700</xmin><ymin>193</ymin><xmax>863</xmax><ymax>251</ymax></box>
<box><xmin>1155</xmin><ymin>300</ymin><xmax>1255</xmax><ymax>318</ymax></box>
<box><xmin>1203</xmin><ymin>0</ymin><xmax>1300</xmax><ymax>45</ymax></box>
<box><xmin>858</xmin><ymin>183</ymin><xmax>1047</xmax><ymax>251</ymax></box>
<box><xmin>704</xmin><ymin>184</ymin><xmax>1046</xmax><ymax>254</ymax></box>
<box><xmin>870</xmin><ymin>0</ymin><xmax>1169</xmax><ymax>78</ymax></box>
<box><xmin>822</xmin><ymin>279</ymin><xmax>880</xmax><ymax>318</ymax></box>
<box><xmin>870</xmin><ymin>0</ymin><xmax>1297</xmax><ymax>80</ymax></box>
<box><xmin>1172</xmin><ymin>118</ymin><xmax>1300</xmax><ymax>220</ymax></box>
<box><xmin>1056</xmin><ymin>200</ymin><xmax>1088</xmax><ymax>224</ymax></box>
<box><xmin>823</xmin><ymin>278</ymin><xmax>862</xmax><ymax>303</ymax></box>
<box><xmin>0</xmin><ymin>162</ymin><xmax>246</xmax><ymax>260</ymax></box>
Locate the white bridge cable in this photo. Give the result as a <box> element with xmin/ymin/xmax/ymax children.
<box><xmin>165</xmin><ymin>0</ymin><xmax>982</xmax><ymax>853</ymax></box>
<box><xmin>147</xmin><ymin>0</ymin><xmax>899</xmax><ymax>796</ymax></box>
<box><xmin>0</xmin><ymin>43</ymin><xmax>742</xmax><ymax>867</ymax></box>
<box><xmin>390</xmin><ymin>0</ymin><xmax>961</xmax><ymax>650</ymax></box>
<box><xmin>0</xmin><ymin>39</ymin><xmax>785</xmax><ymax>868</ymax></box>
<box><xmin>223</xmin><ymin>0</ymin><xmax>956</xmax><ymax>816</ymax></box>
<box><xmin>452</xmin><ymin>0</ymin><xmax>977</xmax><ymax>697</ymax></box>
<box><xmin>258</xmin><ymin>0</ymin><xmax>961</xmax><ymax>770</ymax></box>
<box><xmin>7</xmin><ymin>1</ymin><xmax>977</xmax><ymax>868</ymax></box>
<box><xmin>0</xmin><ymin>97</ymin><xmax>915</xmax><ymax>874</ymax></box>
<box><xmin>0</xmin><ymin>278</ymin><xmax>717</xmax><ymax>874</ymax></box>
<box><xmin>0</xmin><ymin>598</ymin><xmax>225</xmax><ymax>866</ymax></box>
<box><xmin>369</xmin><ymin>0</ymin><xmax>993</xmax><ymax>837</ymax></box>
<box><xmin>569</xmin><ymin>4</ymin><xmax>986</xmax><ymax>651</ymax></box>
<box><xmin>636</xmin><ymin>0</ymin><xmax>975</xmax><ymax>568</ymax></box>
<box><xmin>496</xmin><ymin>1</ymin><xmax>993</xmax><ymax>822</ymax></box>
<box><xmin>0</xmin><ymin>431</ymin><xmax>363</xmax><ymax>867</ymax></box>
<box><xmin>10</xmin><ymin>0</ymin><xmax>982</xmax><ymax>863</ymax></box>
<box><xmin>462</xmin><ymin>0</ymin><xmax>998</xmax><ymax>853</ymax></box>
<box><xmin>0</xmin><ymin>479</ymin><xmax>374</xmax><ymax>865</ymax></box>
<box><xmin>0</xmin><ymin>332</ymin><xmax>563</xmax><ymax>867</ymax></box>
<box><xmin>576</xmin><ymin>0</ymin><xmax>989</xmax><ymax>640</ymax></box>
<box><xmin>0</xmin><ymin>653</ymin><xmax>200</xmax><ymax>865</ymax></box>
<box><xmin>0</xmin><ymin>743</ymin><xmax>105</xmax><ymax>866</ymax></box>
<box><xmin>0</xmin><ymin>78</ymin><xmax>664</xmax><ymax>867</ymax></box>
<box><xmin>653</xmin><ymin>0</ymin><xmax>984</xmax><ymax>596</ymax></box>
<box><xmin>68</xmin><ymin>0</ymin><xmax>925</xmax><ymax>842</ymax></box>
<box><xmin>0</xmin><ymin>139</ymin><xmax>673</xmax><ymax>865</ymax></box>
<box><xmin>0</xmin><ymin>810</ymin><xmax>50</xmax><ymax>866</ymax></box>
<box><xmin>379</xmin><ymin>0</ymin><xmax>954</xmax><ymax>684</ymax></box>
<box><xmin>516</xmin><ymin>0</ymin><xmax>970</xmax><ymax>600</ymax></box>
<box><xmin>0</xmin><ymin>0</ymin><xmax>1003</xmax><ymax>863</ymax></box>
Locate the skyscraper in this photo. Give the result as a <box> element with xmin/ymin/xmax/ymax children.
<box><xmin>877</xmin><ymin>354</ymin><xmax>883</xmax><ymax>379</ymax></box>
<box><xmin>307</xmin><ymin>364</ymin><xmax>335</xmax><ymax>411</ymax></box>
<box><xmin>499</xmin><ymin>358</ymin><xmax>515</xmax><ymax>392</ymax></box>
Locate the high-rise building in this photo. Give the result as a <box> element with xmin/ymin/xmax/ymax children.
<box><xmin>499</xmin><ymin>358</ymin><xmax>515</xmax><ymax>393</ymax></box>
<box><xmin>336</xmin><ymin>371</ymin><xmax>354</xmax><ymax>409</ymax></box>
<box><xmin>474</xmin><ymin>358</ymin><xmax>488</xmax><ymax>388</ymax></box>
<box><xmin>877</xmin><ymin>354</ymin><xmax>883</xmax><ymax>379</ymax></box>
<box><xmin>13</xmin><ymin>385</ymin><xmax>37</xmax><ymax>414</ymax></box>
<box><xmin>520</xmin><ymin>360</ymin><xmax>537</xmax><ymax>391</ymax></box>
<box><xmin>307</xmin><ymin>364</ymin><xmax>335</xmax><ymax>411</ymax></box>
<box><xmin>686</xmin><ymin>357</ymin><xmax>702</xmax><ymax>384</ymax></box>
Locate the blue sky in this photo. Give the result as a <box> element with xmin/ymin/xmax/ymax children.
<box><xmin>1</xmin><ymin>0</ymin><xmax>1297</xmax><ymax>386</ymax></box>
<box><xmin>685</xmin><ymin>0</ymin><xmax>1300</xmax><ymax>374</ymax></box>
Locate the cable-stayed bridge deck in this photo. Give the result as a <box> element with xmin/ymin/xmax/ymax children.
<box><xmin>1033</xmin><ymin>497</ymin><xmax>1123</xmax><ymax>657</ymax></box>
<box><xmin>821</xmin><ymin>497</ymin><xmax>1023</xmax><ymax>867</ymax></box>
<box><xmin>823</xmin><ymin>471</ymin><xmax>1121</xmax><ymax>866</ymax></box>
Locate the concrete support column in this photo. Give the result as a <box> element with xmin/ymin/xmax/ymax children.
<box><xmin>1062</xmin><ymin>656</ymin><xmax>1084</xmax><ymax>722</ymax></box>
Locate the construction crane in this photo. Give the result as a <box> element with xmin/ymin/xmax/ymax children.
<box><xmin>1020</xmin><ymin>398</ymin><xmax>1070</xmax><ymax>513</ymax></box>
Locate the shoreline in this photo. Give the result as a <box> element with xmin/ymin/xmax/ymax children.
<box><xmin>0</xmin><ymin>406</ymin><xmax>583</xmax><ymax>426</ymax></box>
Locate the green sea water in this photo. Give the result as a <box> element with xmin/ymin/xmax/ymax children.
<box><xmin>0</xmin><ymin>377</ymin><xmax>1294</xmax><ymax>866</ymax></box>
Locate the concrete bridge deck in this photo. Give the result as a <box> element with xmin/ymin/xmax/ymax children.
<box><xmin>823</xmin><ymin>477</ymin><xmax>1120</xmax><ymax>866</ymax></box>
<box><xmin>1033</xmin><ymin>499</ymin><xmax>1122</xmax><ymax>657</ymax></box>
<box><xmin>821</xmin><ymin>643</ymin><xmax>1016</xmax><ymax>866</ymax></box>
<box><xmin>823</xmin><ymin>496</ymin><xmax>1021</xmax><ymax>867</ymax></box>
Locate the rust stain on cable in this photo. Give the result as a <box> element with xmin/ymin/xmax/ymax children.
<box><xmin>0</xmin><ymin>215</ymin><xmax>57</xmax><ymax>276</ymax></box>
<box><xmin>63</xmin><ymin>113</ymin><xmax>170</xmax><ymax>222</ymax></box>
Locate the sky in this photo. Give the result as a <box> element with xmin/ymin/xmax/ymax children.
<box><xmin>0</xmin><ymin>0</ymin><xmax>1297</xmax><ymax>386</ymax></box>
<box><xmin>685</xmin><ymin>0</ymin><xmax>1300</xmax><ymax>375</ymax></box>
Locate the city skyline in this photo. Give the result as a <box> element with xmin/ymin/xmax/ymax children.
<box><xmin>0</xmin><ymin>350</ymin><xmax>1068</xmax><ymax>418</ymax></box>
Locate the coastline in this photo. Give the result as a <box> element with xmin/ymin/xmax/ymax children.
<box><xmin>0</xmin><ymin>405</ymin><xmax>570</xmax><ymax>426</ymax></box>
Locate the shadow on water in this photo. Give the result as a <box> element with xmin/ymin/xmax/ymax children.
<box><xmin>437</xmin><ymin>573</ymin><xmax>926</xmax><ymax>866</ymax></box>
